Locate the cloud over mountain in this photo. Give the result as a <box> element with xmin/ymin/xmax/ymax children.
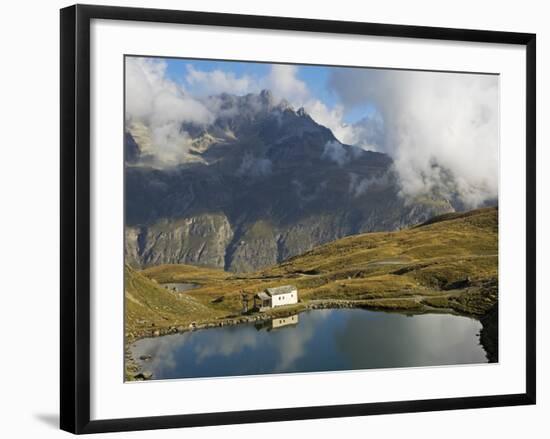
<box><xmin>185</xmin><ymin>64</ymin><xmax>258</xmax><ymax>96</ymax></box>
<box><xmin>125</xmin><ymin>58</ymin><xmax>215</xmax><ymax>167</ymax></box>
<box><xmin>125</xmin><ymin>57</ymin><xmax>499</xmax><ymax>208</ymax></box>
<box><xmin>329</xmin><ymin>68</ymin><xmax>499</xmax><ymax>207</ymax></box>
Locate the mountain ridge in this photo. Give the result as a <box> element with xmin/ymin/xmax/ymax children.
<box><xmin>125</xmin><ymin>89</ymin><xmax>460</xmax><ymax>272</ymax></box>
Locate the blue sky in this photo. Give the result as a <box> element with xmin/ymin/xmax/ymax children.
<box><xmin>160</xmin><ymin>57</ymin><xmax>374</xmax><ymax>124</ymax></box>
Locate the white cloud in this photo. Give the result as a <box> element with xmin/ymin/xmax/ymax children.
<box><xmin>265</xmin><ymin>64</ymin><xmax>308</xmax><ymax>103</ymax></box>
<box><xmin>126</xmin><ymin>59</ymin><xmax>498</xmax><ymax>208</ymax></box>
<box><xmin>263</xmin><ymin>65</ymin><xmax>362</xmax><ymax>146</ymax></box>
<box><xmin>348</xmin><ymin>172</ymin><xmax>390</xmax><ymax>197</ymax></box>
<box><xmin>134</xmin><ymin>61</ymin><xmax>363</xmax><ymax>151</ymax></box>
<box><xmin>125</xmin><ymin>58</ymin><xmax>214</xmax><ymax>168</ymax></box>
<box><xmin>305</xmin><ymin>101</ymin><xmax>356</xmax><ymax>145</ymax></box>
<box><xmin>322</xmin><ymin>140</ymin><xmax>349</xmax><ymax>166</ymax></box>
<box><xmin>236</xmin><ymin>153</ymin><xmax>273</xmax><ymax>177</ymax></box>
<box><xmin>329</xmin><ymin>68</ymin><xmax>499</xmax><ymax>207</ymax></box>
<box><xmin>185</xmin><ymin>64</ymin><xmax>260</xmax><ymax>96</ymax></box>
<box><xmin>348</xmin><ymin>113</ymin><xmax>385</xmax><ymax>152</ymax></box>
<box><xmin>304</xmin><ymin>100</ymin><xmax>386</xmax><ymax>151</ymax></box>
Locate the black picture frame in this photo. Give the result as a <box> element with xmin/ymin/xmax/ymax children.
<box><xmin>60</xmin><ymin>4</ymin><xmax>536</xmax><ymax>434</ymax></box>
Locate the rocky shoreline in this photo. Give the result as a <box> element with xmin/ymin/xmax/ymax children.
<box><xmin>126</xmin><ymin>298</ymin><xmax>432</xmax><ymax>343</ymax></box>
<box><xmin>125</xmin><ymin>297</ymin><xmax>495</xmax><ymax>381</ymax></box>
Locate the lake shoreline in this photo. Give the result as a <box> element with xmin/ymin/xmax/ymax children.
<box><xmin>125</xmin><ymin>297</ymin><xmax>496</xmax><ymax>381</ymax></box>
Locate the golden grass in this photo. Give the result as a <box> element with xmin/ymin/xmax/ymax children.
<box><xmin>128</xmin><ymin>206</ymin><xmax>498</xmax><ymax>333</ymax></box>
<box><xmin>141</xmin><ymin>263</ymin><xmax>229</xmax><ymax>283</ymax></box>
<box><xmin>125</xmin><ymin>265</ymin><xmax>226</xmax><ymax>338</ymax></box>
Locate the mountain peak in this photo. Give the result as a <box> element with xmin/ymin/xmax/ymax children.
<box><xmin>259</xmin><ymin>89</ymin><xmax>273</xmax><ymax>104</ymax></box>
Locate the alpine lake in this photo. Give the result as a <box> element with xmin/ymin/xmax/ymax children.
<box><xmin>129</xmin><ymin>307</ymin><xmax>489</xmax><ymax>380</ymax></box>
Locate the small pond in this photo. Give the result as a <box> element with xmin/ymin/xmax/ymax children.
<box><xmin>161</xmin><ymin>282</ymin><xmax>200</xmax><ymax>293</ymax></box>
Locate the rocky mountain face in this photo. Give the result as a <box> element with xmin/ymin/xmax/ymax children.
<box><xmin>125</xmin><ymin>90</ymin><xmax>455</xmax><ymax>272</ymax></box>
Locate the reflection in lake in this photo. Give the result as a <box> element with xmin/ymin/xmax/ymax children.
<box><xmin>130</xmin><ymin>309</ymin><xmax>488</xmax><ymax>380</ymax></box>
<box><xmin>161</xmin><ymin>282</ymin><xmax>199</xmax><ymax>292</ymax></box>
<box><xmin>255</xmin><ymin>314</ymin><xmax>299</xmax><ymax>331</ymax></box>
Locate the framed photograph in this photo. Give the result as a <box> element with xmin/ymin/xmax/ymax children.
<box><xmin>60</xmin><ymin>4</ymin><xmax>536</xmax><ymax>434</ymax></box>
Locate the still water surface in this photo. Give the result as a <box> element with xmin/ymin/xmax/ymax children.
<box><xmin>130</xmin><ymin>308</ymin><xmax>488</xmax><ymax>380</ymax></box>
<box><xmin>161</xmin><ymin>282</ymin><xmax>199</xmax><ymax>292</ymax></box>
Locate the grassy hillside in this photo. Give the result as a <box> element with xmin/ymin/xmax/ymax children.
<box><xmin>140</xmin><ymin>263</ymin><xmax>229</xmax><ymax>284</ymax></box>
<box><xmin>125</xmin><ymin>265</ymin><xmax>226</xmax><ymax>339</ymax></box>
<box><xmin>125</xmin><ymin>207</ymin><xmax>499</xmax><ymax>374</ymax></box>
<box><xmin>265</xmin><ymin>205</ymin><xmax>498</xmax><ymax>313</ymax></box>
<box><xmin>131</xmin><ymin>207</ymin><xmax>497</xmax><ymax>325</ymax></box>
